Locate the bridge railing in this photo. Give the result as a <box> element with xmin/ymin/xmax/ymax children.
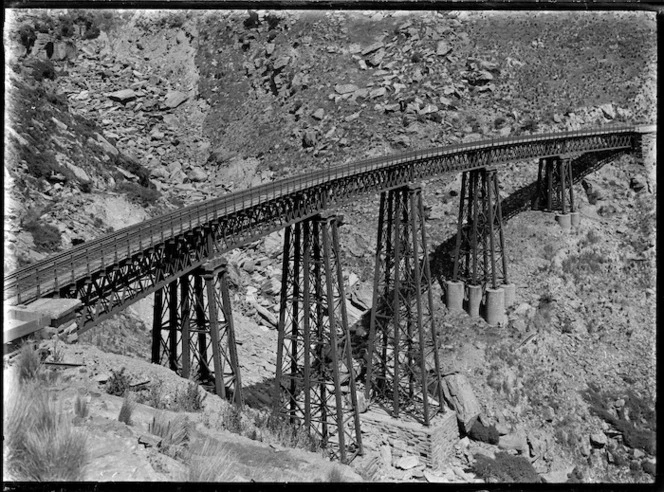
<box><xmin>4</xmin><ymin>124</ymin><xmax>646</xmax><ymax>303</ymax></box>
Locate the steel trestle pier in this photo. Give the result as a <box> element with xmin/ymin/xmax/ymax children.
<box><xmin>447</xmin><ymin>168</ymin><xmax>513</xmax><ymax>323</ymax></box>
<box><xmin>274</xmin><ymin>213</ymin><xmax>363</xmax><ymax>464</ymax></box>
<box><xmin>364</xmin><ymin>184</ymin><xmax>445</xmax><ymax>426</ymax></box>
<box><xmin>152</xmin><ymin>257</ymin><xmax>243</xmax><ymax>407</ymax></box>
<box><xmin>533</xmin><ymin>156</ymin><xmax>576</xmax><ymax>217</ymax></box>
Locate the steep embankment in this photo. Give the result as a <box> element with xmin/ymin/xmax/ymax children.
<box><xmin>4</xmin><ymin>9</ymin><xmax>656</xmax><ymax>484</ymax></box>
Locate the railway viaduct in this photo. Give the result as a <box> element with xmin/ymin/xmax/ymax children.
<box><xmin>4</xmin><ymin>124</ymin><xmax>654</xmax><ymax>463</ymax></box>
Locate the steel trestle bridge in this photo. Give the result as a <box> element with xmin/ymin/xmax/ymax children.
<box><xmin>4</xmin><ymin>123</ymin><xmax>653</xmax><ymax>463</ymax></box>
<box><xmin>4</xmin><ymin>124</ymin><xmax>648</xmax><ymax>316</ymax></box>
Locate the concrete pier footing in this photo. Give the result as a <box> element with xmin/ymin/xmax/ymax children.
<box><xmin>445</xmin><ymin>280</ymin><xmax>465</xmax><ymax>313</ymax></box>
<box><xmin>466</xmin><ymin>284</ymin><xmax>483</xmax><ymax>318</ymax></box>
<box><xmin>555</xmin><ymin>213</ymin><xmax>571</xmax><ymax>230</ymax></box>
<box><xmin>570</xmin><ymin>211</ymin><xmax>580</xmax><ymax>227</ymax></box>
<box><xmin>485</xmin><ymin>287</ymin><xmax>505</xmax><ymax>325</ymax></box>
<box><xmin>502</xmin><ymin>283</ymin><xmax>516</xmax><ymax>309</ymax></box>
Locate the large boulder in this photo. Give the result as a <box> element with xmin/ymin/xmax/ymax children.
<box><xmin>187</xmin><ymin>167</ymin><xmax>207</xmax><ymax>182</ymax></box>
<box><xmin>163</xmin><ymin>91</ymin><xmax>188</xmax><ymax>109</ymax></box>
<box><xmin>440</xmin><ymin>373</ymin><xmax>481</xmax><ymax>433</ymax></box>
<box><xmin>302</xmin><ymin>129</ymin><xmax>317</xmax><ymax>148</ymax></box>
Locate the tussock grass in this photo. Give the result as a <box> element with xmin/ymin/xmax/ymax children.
<box><xmin>148</xmin><ymin>412</ymin><xmax>189</xmax><ymax>448</ymax></box>
<box><xmin>187</xmin><ymin>439</ymin><xmax>235</xmax><ymax>482</ymax></box>
<box><xmin>4</xmin><ymin>380</ymin><xmax>88</xmax><ymax>480</ymax></box>
<box><xmin>173</xmin><ymin>382</ymin><xmax>205</xmax><ymax>412</ymax></box>
<box><xmin>118</xmin><ymin>394</ymin><xmax>135</xmax><ymax>426</ymax></box>
<box><xmin>16</xmin><ymin>343</ymin><xmax>42</xmax><ymax>384</ymax></box>
<box><xmin>326</xmin><ymin>466</ymin><xmax>345</xmax><ymax>482</ymax></box>
<box><xmin>251</xmin><ymin>411</ymin><xmax>323</xmax><ymax>453</ymax></box>
<box><xmin>74</xmin><ymin>394</ymin><xmax>89</xmax><ymax>418</ymax></box>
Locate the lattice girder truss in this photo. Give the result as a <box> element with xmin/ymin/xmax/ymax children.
<box><xmin>364</xmin><ymin>184</ymin><xmax>444</xmax><ymax>426</ymax></box>
<box><xmin>152</xmin><ymin>258</ymin><xmax>243</xmax><ymax>407</ymax></box>
<box><xmin>274</xmin><ymin>213</ymin><xmax>363</xmax><ymax>464</ymax></box>
<box><xmin>452</xmin><ymin>168</ymin><xmax>509</xmax><ymax>290</ymax></box>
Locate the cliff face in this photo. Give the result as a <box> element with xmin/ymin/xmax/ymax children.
<box><xmin>4</xmin><ymin>9</ymin><xmax>656</xmax><ymax>484</ymax></box>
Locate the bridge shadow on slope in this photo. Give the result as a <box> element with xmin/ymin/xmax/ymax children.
<box><xmin>429</xmin><ymin>149</ymin><xmax>629</xmax><ymax>287</ymax></box>
<box><xmin>242</xmin><ymin>377</ymin><xmax>278</xmax><ymax>411</ymax></box>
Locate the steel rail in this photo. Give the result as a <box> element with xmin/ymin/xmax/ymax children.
<box><xmin>4</xmin><ymin>124</ymin><xmax>652</xmax><ymax>306</ymax></box>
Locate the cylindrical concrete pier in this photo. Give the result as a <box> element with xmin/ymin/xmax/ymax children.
<box><xmin>502</xmin><ymin>283</ymin><xmax>516</xmax><ymax>309</ymax></box>
<box><xmin>570</xmin><ymin>211</ymin><xmax>580</xmax><ymax>227</ymax></box>
<box><xmin>445</xmin><ymin>280</ymin><xmax>465</xmax><ymax>313</ymax></box>
<box><xmin>555</xmin><ymin>213</ymin><xmax>571</xmax><ymax>230</ymax></box>
<box><xmin>485</xmin><ymin>287</ymin><xmax>505</xmax><ymax>325</ymax></box>
<box><xmin>466</xmin><ymin>284</ymin><xmax>483</xmax><ymax>318</ymax></box>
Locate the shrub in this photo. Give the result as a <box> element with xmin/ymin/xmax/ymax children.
<box><xmin>641</xmin><ymin>460</ymin><xmax>656</xmax><ymax>477</ymax></box>
<box><xmin>561</xmin><ymin>251</ymin><xmax>606</xmax><ymax>279</ymax></box>
<box><xmin>82</xmin><ymin>24</ymin><xmax>100</xmax><ymax>40</ymax></box>
<box><xmin>116</xmin><ymin>181</ymin><xmax>161</xmax><ymax>207</ymax></box>
<box><xmin>4</xmin><ymin>381</ymin><xmax>88</xmax><ymax>480</ymax></box>
<box><xmin>106</xmin><ymin>367</ymin><xmax>131</xmax><ymax>396</ymax></box>
<box><xmin>222</xmin><ymin>403</ymin><xmax>244</xmax><ymax>433</ymax></box>
<box><xmin>472</xmin><ymin>452</ymin><xmax>541</xmax><ymax>483</ymax></box>
<box><xmin>28</xmin><ymin>59</ymin><xmax>57</xmax><ymax>81</ymax></box>
<box><xmin>521</xmin><ymin>119</ymin><xmax>539</xmax><ymax>133</ymax></box>
<box><xmin>118</xmin><ymin>394</ymin><xmax>135</xmax><ymax>425</ymax></box>
<box><xmin>23</xmin><ymin>220</ymin><xmax>62</xmax><ymax>252</ymax></box>
<box><xmin>137</xmin><ymin>380</ymin><xmax>167</xmax><ymax>410</ymax></box>
<box><xmin>468</xmin><ymin>420</ymin><xmax>500</xmax><ymax>445</ymax></box>
<box><xmin>113</xmin><ymin>153</ymin><xmax>153</xmax><ymax>188</ymax></box>
<box><xmin>582</xmin><ymin>384</ymin><xmax>656</xmax><ymax>455</ymax></box>
<box><xmin>74</xmin><ymin>395</ymin><xmax>89</xmax><ymax>418</ymax></box>
<box><xmin>173</xmin><ymin>382</ymin><xmax>205</xmax><ymax>412</ymax></box>
<box><xmin>16</xmin><ymin>343</ymin><xmax>43</xmax><ymax>384</ymax></box>
<box><xmin>580</xmin><ymin>230</ymin><xmax>601</xmax><ymax>248</ymax></box>
<box><xmin>18</xmin><ymin>24</ymin><xmax>37</xmax><ymax>50</ymax></box>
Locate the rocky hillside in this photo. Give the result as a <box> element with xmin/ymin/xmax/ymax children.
<box><xmin>4</xmin><ymin>9</ymin><xmax>656</xmax><ymax>484</ymax></box>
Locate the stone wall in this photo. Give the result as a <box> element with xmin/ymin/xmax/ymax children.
<box><xmin>361</xmin><ymin>408</ymin><xmax>459</xmax><ymax>470</ymax></box>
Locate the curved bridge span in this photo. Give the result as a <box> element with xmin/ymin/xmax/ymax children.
<box><xmin>4</xmin><ymin>124</ymin><xmax>651</xmax><ymax>328</ymax></box>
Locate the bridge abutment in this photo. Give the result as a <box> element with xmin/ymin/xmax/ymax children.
<box><xmin>274</xmin><ymin>212</ymin><xmax>363</xmax><ymax>464</ymax></box>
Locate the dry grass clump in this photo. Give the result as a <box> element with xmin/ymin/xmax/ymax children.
<box><xmin>148</xmin><ymin>412</ymin><xmax>191</xmax><ymax>460</ymax></box>
<box><xmin>326</xmin><ymin>466</ymin><xmax>345</xmax><ymax>482</ymax></box>
<box><xmin>4</xmin><ymin>345</ymin><xmax>88</xmax><ymax>481</ymax></box>
<box><xmin>117</xmin><ymin>393</ymin><xmax>135</xmax><ymax>426</ymax></box>
<box><xmin>187</xmin><ymin>439</ymin><xmax>235</xmax><ymax>482</ymax></box>
<box><xmin>74</xmin><ymin>394</ymin><xmax>89</xmax><ymax>418</ymax></box>
<box><xmin>16</xmin><ymin>343</ymin><xmax>43</xmax><ymax>383</ymax></box>
<box><xmin>251</xmin><ymin>411</ymin><xmax>324</xmax><ymax>453</ymax></box>
<box><xmin>173</xmin><ymin>381</ymin><xmax>205</xmax><ymax>412</ymax></box>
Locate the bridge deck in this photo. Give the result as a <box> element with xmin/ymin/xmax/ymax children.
<box><xmin>4</xmin><ymin>124</ymin><xmax>653</xmax><ymax>325</ymax></box>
